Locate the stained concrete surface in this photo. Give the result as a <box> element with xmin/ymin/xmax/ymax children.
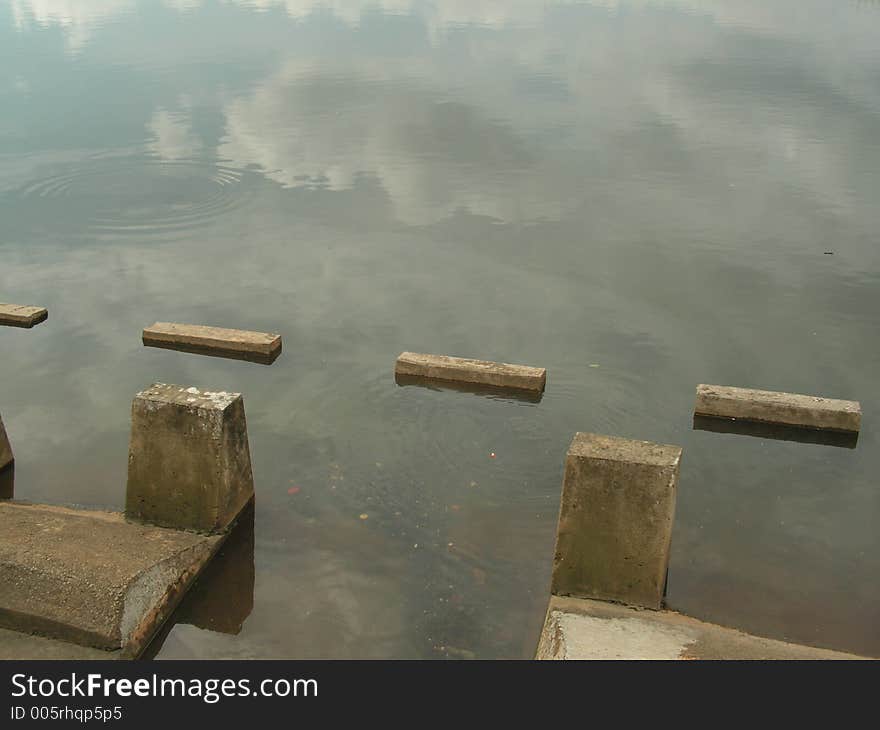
<box><xmin>551</xmin><ymin>433</ymin><xmax>681</xmax><ymax>609</ymax></box>
<box><xmin>0</xmin><ymin>502</ymin><xmax>221</xmax><ymax>656</ymax></box>
<box><xmin>126</xmin><ymin>384</ymin><xmax>254</xmax><ymax>534</ymax></box>
<box><xmin>536</xmin><ymin>596</ymin><xmax>867</xmax><ymax>660</ymax></box>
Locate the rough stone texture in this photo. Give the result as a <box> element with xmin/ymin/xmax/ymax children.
<box><xmin>0</xmin><ymin>303</ymin><xmax>48</xmax><ymax>328</ymax></box>
<box><xmin>126</xmin><ymin>384</ymin><xmax>254</xmax><ymax>534</ymax></box>
<box><xmin>0</xmin><ymin>502</ymin><xmax>221</xmax><ymax>655</ymax></box>
<box><xmin>695</xmin><ymin>384</ymin><xmax>861</xmax><ymax>433</ymax></box>
<box><xmin>536</xmin><ymin>596</ymin><xmax>867</xmax><ymax>660</ymax></box>
<box><xmin>395</xmin><ymin>352</ymin><xmax>546</xmax><ymax>393</ymax></box>
<box><xmin>0</xmin><ymin>411</ymin><xmax>11</xmax><ymax>472</ymax></box>
<box><xmin>143</xmin><ymin>322</ymin><xmax>281</xmax><ymax>363</ymax></box>
<box><xmin>551</xmin><ymin>432</ymin><xmax>681</xmax><ymax>610</ymax></box>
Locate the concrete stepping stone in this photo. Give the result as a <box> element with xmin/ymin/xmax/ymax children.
<box><xmin>143</xmin><ymin>322</ymin><xmax>281</xmax><ymax>364</ymax></box>
<box><xmin>0</xmin><ymin>304</ymin><xmax>47</xmax><ymax>328</ymax></box>
<box><xmin>695</xmin><ymin>384</ymin><xmax>861</xmax><ymax>433</ymax></box>
<box><xmin>395</xmin><ymin>352</ymin><xmax>546</xmax><ymax>393</ymax></box>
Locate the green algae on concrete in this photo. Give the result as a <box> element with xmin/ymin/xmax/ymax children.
<box><xmin>126</xmin><ymin>384</ymin><xmax>254</xmax><ymax>534</ymax></box>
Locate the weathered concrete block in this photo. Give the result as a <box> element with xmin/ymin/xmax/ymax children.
<box><xmin>126</xmin><ymin>384</ymin><xmax>254</xmax><ymax>534</ymax></box>
<box><xmin>0</xmin><ymin>412</ymin><xmax>12</xmax><ymax>472</ymax></box>
<box><xmin>395</xmin><ymin>352</ymin><xmax>546</xmax><ymax>393</ymax></box>
<box><xmin>0</xmin><ymin>303</ymin><xmax>48</xmax><ymax>328</ymax></box>
<box><xmin>551</xmin><ymin>432</ymin><xmax>681</xmax><ymax>610</ymax></box>
<box><xmin>0</xmin><ymin>502</ymin><xmax>221</xmax><ymax>655</ymax></box>
<box><xmin>143</xmin><ymin>322</ymin><xmax>281</xmax><ymax>363</ymax></box>
<box><xmin>694</xmin><ymin>384</ymin><xmax>861</xmax><ymax>433</ymax></box>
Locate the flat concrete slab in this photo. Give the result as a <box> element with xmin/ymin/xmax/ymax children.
<box><xmin>0</xmin><ymin>303</ymin><xmax>47</xmax><ymax>328</ymax></box>
<box><xmin>0</xmin><ymin>502</ymin><xmax>221</xmax><ymax>657</ymax></box>
<box><xmin>143</xmin><ymin>322</ymin><xmax>282</xmax><ymax>364</ymax></box>
<box><xmin>695</xmin><ymin>384</ymin><xmax>861</xmax><ymax>433</ymax></box>
<box><xmin>395</xmin><ymin>352</ymin><xmax>546</xmax><ymax>393</ymax></box>
<box><xmin>536</xmin><ymin>596</ymin><xmax>867</xmax><ymax>660</ymax></box>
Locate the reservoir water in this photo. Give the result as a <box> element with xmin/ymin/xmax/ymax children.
<box><xmin>1</xmin><ymin>0</ymin><xmax>878</xmax><ymax>657</ymax></box>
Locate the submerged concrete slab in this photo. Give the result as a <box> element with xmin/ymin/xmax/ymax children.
<box><xmin>536</xmin><ymin>596</ymin><xmax>866</xmax><ymax>660</ymax></box>
<box><xmin>143</xmin><ymin>322</ymin><xmax>282</xmax><ymax>364</ymax></box>
<box><xmin>126</xmin><ymin>384</ymin><xmax>254</xmax><ymax>534</ymax></box>
<box><xmin>551</xmin><ymin>433</ymin><xmax>681</xmax><ymax>610</ymax></box>
<box><xmin>0</xmin><ymin>502</ymin><xmax>221</xmax><ymax>657</ymax></box>
<box><xmin>0</xmin><ymin>303</ymin><xmax>48</xmax><ymax>328</ymax></box>
<box><xmin>395</xmin><ymin>352</ymin><xmax>546</xmax><ymax>393</ymax></box>
<box><xmin>695</xmin><ymin>384</ymin><xmax>861</xmax><ymax>433</ymax></box>
<box><xmin>0</xmin><ymin>412</ymin><xmax>11</xmax><ymax>472</ymax></box>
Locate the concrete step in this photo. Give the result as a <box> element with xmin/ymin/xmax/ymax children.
<box><xmin>0</xmin><ymin>502</ymin><xmax>222</xmax><ymax>657</ymax></box>
<box><xmin>536</xmin><ymin>596</ymin><xmax>868</xmax><ymax>660</ymax></box>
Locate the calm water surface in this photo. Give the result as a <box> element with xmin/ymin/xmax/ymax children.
<box><xmin>1</xmin><ymin>0</ymin><xmax>878</xmax><ymax>658</ymax></box>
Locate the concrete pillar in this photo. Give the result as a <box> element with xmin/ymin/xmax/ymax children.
<box><xmin>551</xmin><ymin>432</ymin><xmax>682</xmax><ymax>610</ymax></box>
<box><xmin>126</xmin><ymin>384</ymin><xmax>254</xmax><ymax>534</ymax></box>
<box><xmin>0</xmin><ymin>412</ymin><xmax>12</xmax><ymax>473</ymax></box>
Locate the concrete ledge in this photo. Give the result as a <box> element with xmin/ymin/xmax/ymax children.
<box><xmin>143</xmin><ymin>322</ymin><xmax>282</xmax><ymax>364</ymax></box>
<box><xmin>395</xmin><ymin>352</ymin><xmax>546</xmax><ymax>393</ymax></box>
<box><xmin>536</xmin><ymin>595</ymin><xmax>867</xmax><ymax>660</ymax></box>
<box><xmin>0</xmin><ymin>412</ymin><xmax>11</xmax><ymax>472</ymax></box>
<box><xmin>0</xmin><ymin>304</ymin><xmax>47</xmax><ymax>328</ymax></box>
<box><xmin>0</xmin><ymin>502</ymin><xmax>222</xmax><ymax>656</ymax></box>
<box><xmin>126</xmin><ymin>384</ymin><xmax>255</xmax><ymax>534</ymax></box>
<box><xmin>551</xmin><ymin>433</ymin><xmax>681</xmax><ymax>610</ymax></box>
<box><xmin>695</xmin><ymin>384</ymin><xmax>861</xmax><ymax>433</ymax></box>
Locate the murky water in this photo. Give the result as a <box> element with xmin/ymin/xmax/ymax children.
<box><xmin>1</xmin><ymin>0</ymin><xmax>878</xmax><ymax>658</ymax></box>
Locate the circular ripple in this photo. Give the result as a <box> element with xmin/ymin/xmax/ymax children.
<box><xmin>13</xmin><ymin>159</ymin><xmax>247</xmax><ymax>236</ymax></box>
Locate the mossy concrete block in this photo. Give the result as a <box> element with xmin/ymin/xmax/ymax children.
<box><xmin>551</xmin><ymin>432</ymin><xmax>681</xmax><ymax>610</ymax></box>
<box><xmin>126</xmin><ymin>383</ymin><xmax>254</xmax><ymax>534</ymax></box>
<box><xmin>0</xmin><ymin>412</ymin><xmax>11</xmax><ymax>472</ymax></box>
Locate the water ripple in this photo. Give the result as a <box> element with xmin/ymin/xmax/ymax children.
<box><xmin>11</xmin><ymin>158</ymin><xmax>248</xmax><ymax>237</ymax></box>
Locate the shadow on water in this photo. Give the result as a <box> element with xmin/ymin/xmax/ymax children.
<box><xmin>692</xmin><ymin>415</ymin><xmax>859</xmax><ymax>449</ymax></box>
<box><xmin>394</xmin><ymin>373</ymin><xmax>543</xmax><ymax>404</ymax></box>
<box><xmin>141</xmin><ymin>500</ymin><xmax>255</xmax><ymax>659</ymax></box>
<box><xmin>142</xmin><ymin>341</ymin><xmax>282</xmax><ymax>365</ymax></box>
<box><xmin>0</xmin><ymin>464</ymin><xmax>13</xmax><ymax>500</ymax></box>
